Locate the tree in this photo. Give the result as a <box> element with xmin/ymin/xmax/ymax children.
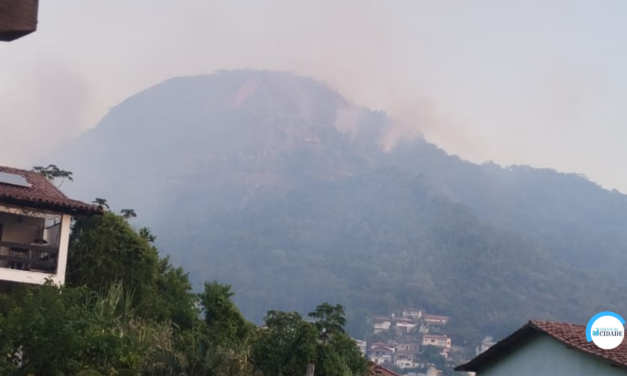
<box><xmin>252</xmin><ymin>307</ymin><xmax>368</xmax><ymax>376</ymax></box>
<box><xmin>0</xmin><ymin>282</ymin><xmax>188</xmax><ymax>376</ymax></box>
<box><xmin>32</xmin><ymin>164</ymin><xmax>73</xmax><ymax>186</ymax></box>
<box><xmin>422</xmin><ymin>345</ymin><xmax>446</xmax><ymax>370</ymax></box>
<box><xmin>156</xmin><ymin>256</ymin><xmax>199</xmax><ymax>330</ymax></box>
<box><xmin>200</xmin><ymin>282</ymin><xmax>253</xmax><ymax>346</ymax></box>
<box><xmin>139</xmin><ymin>227</ymin><xmax>157</xmax><ymax>243</ymax></box>
<box><xmin>68</xmin><ymin>212</ymin><xmax>198</xmax><ymax>328</ymax></box>
<box><xmin>325</xmin><ymin>332</ymin><xmax>368</xmax><ymax>376</ymax></box>
<box><xmin>308</xmin><ymin>303</ymin><xmax>346</xmax><ymax>343</ymax></box>
<box><xmin>67</xmin><ymin>212</ymin><xmax>161</xmax><ymax>319</ymax></box>
<box><xmin>120</xmin><ymin>208</ymin><xmax>137</xmax><ymax>220</ymax></box>
<box><xmin>92</xmin><ymin>198</ymin><xmax>110</xmax><ymax>209</ymax></box>
<box><xmin>251</xmin><ymin>310</ymin><xmax>318</xmax><ymax>376</ymax></box>
<box><xmin>147</xmin><ymin>327</ymin><xmax>258</xmax><ymax>376</ymax></box>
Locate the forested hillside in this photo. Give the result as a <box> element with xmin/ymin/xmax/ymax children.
<box><xmin>53</xmin><ymin>70</ymin><xmax>627</xmax><ymax>341</ymax></box>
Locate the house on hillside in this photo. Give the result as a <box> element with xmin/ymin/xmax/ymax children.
<box><xmin>396</xmin><ymin>318</ymin><xmax>418</xmax><ymax>334</ymax></box>
<box><xmin>0</xmin><ymin>166</ymin><xmax>103</xmax><ymax>285</ymax></box>
<box><xmin>422</xmin><ymin>334</ymin><xmax>451</xmax><ymax>349</ymax></box>
<box><xmin>368</xmin><ymin>361</ymin><xmax>399</xmax><ymax>376</ymax></box>
<box><xmin>396</xmin><ymin>341</ymin><xmax>420</xmax><ymax>354</ymax></box>
<box><xmin>374</xmin><ymin>316</ymin><xmax>393</xmax><ymax>334</ymax></box>
<box><xmin>456</xmin><ymin>320</ymin><xmax>627</xmax><ymax>376</ymax></box>
<box><xmin>0</xmin><ymin>0</ymin><xmax>39</xmax><ymax>41</ymax></box>
<box><xmin>355</xmin><ymin>339</ymin><xmax>367</xmax><ymax>356</ymax></box>
<box><xmin>422</xmin><ymin>334</ymin><xmax>452</xmax><ymax>358</ymax></box>
<box><xmin>424</xmin><ymin>314</ymin><xmax>450</xmax><ymax>327</ymax></box>
<box><xmin>394</xmin><ymin>350</ymin><xmax>420</xmax><ymax>369</ymax></box>
<box><xmin>424</xmin><ymin>366</ymin><xmax>443</xmax><ymax>376</ymax></box>
<box><xmin>403</xmin><ymin>309</ymin><xmax>424</xmax><ymax>320</ymax></box>
<box><xmin>369</xmin><ymin>343</ymin><xmax>394</xmax><ymax>366</ymax></box>
<box><xmin>405</xmin><ymin>366</ymin><xmax>443</xmax><ymax>376</ymax></box>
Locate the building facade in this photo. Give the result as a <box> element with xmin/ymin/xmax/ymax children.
<box><xmin>456</xmin><ymin>320</ymin><xmax>627</xmax><ymax>376</ymax></box>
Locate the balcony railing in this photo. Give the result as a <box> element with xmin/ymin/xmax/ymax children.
<box><xmin>0</xmin><ymin>241</ymin><xmax>59</xmax><ymax>273</ymax></box>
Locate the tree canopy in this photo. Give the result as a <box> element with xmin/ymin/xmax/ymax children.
<box><xmin>0</xmin><ymin>187</ymin><xmax>366</xmax><ymax>376</ymax></box>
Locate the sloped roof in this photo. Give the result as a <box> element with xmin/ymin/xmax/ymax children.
<box><xmin>368</xmin><ymin>362</ymin><xmax>399</xmax><ymax>376</ymax></box>
<box><xmin>424</xmin><ymin>314</ymin><xmax>449</xmax><ymax>321</ymax></box>
<box><xmin>0</xmin><ymin>166</ymin><xmax>103</xmax><ymax>215</ymax></box>
<box><xmin>370</xmin><ymin>346</ymin><xmax>394</xmax><ymax>353</ymax></box>
<box><xmin>456</xmin><ymin>320</ymin><xmax>627</xmax><ymax>372</ymax></box>
<box><xmin>423</xmin><ymin>334</ymin><xmax>449</xmax><ymax>340</ymax></box>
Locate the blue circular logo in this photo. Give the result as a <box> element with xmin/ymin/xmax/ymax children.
<box><xmin>587</xmin><ymin>312</ymin><xmax>625</xmax><ymax>350</ymax></box>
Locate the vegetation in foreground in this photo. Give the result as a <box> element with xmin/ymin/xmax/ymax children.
<box><xmin>0</xmin><ymin>174</ymin><xmax>367</xmax><ymax>376</ymax></box>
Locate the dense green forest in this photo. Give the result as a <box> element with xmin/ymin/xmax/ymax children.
<box><xmin>0</xmin><ymin>178</ymin><xmax>367</xmax><ymax>375</ymax></box>
<box><xmin>54</xmin><ymin>70</ymin><xmax>627</xmax><ymax>342</ymax></box>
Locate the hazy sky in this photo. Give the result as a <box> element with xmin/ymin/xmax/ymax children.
<box><xmin>2</xmin><ymin>1</ymin><xmax>627</xmax><ymax>191</ymax></box>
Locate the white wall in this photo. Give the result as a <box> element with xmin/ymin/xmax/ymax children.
<box><xmin>480</xmin><ymin>335</ymin><xmax>627</xmax><ymax>376</ymax></box>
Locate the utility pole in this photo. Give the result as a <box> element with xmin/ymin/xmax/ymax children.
<box><xmin>0</xmin><ymin>0</ymin><xmax>39</xmax><ymax>42</ymax></box>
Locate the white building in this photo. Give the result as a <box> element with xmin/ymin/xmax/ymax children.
<box><xmin>422</xmin><ymin>334</ymin><xmax>451</xmax><ymax>349</ymax></box>
<box><xmin>396</xmin><ymin>318</ymin><xmax>418</xmax><ymax>334</ymax></box>
<box><xmin>424</xmin><ymin>314</ymin><xmax>450</xmax><ymax>327</ymax></box>
<box><xmin>425</xmin><ymin>366</ymin><xmax>443</xmax><ymax>376</ymax></box>
<box><xmin>394</xmin><ymin>351</ymin><xmax>420</xmax><ymax>369</ymax></box>
<box><xmin>354</xmin><ymin>339</ymin><xmax>367</xmax><ymax>356</ymax></box>
<box><xmin>374</xmin><ymin>316</ymin><xmax>393</xmax><ymax>334</ymax></box>
<box><xmin>406</xmin><ymin>366</ymin><xmax>443</xmax><ymax>376</ymax></box>
<box><xmin>369</xmin><ymin>344</ymin><xmax>394</xmax><ymax>366</ymax></box>
<box><xmin>396</xmin><ymin>341</ymin><xmax>420</xmax><ymax>354</ymax></box>
<box><xmin>456</xmin><ymin>320</ymin><xmax>627</xmax><ymax>376</ymax></box>
<box><xmin>403</xmin><ymin>309</ymin><xmax>424</xmax><ymax>320</ymax></box>
<box><xmin>0</xmin><ymin>166</ymin><xmax>103</xmax><ymax>285</ymax></box>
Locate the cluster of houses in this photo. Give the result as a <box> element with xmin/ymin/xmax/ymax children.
<box><xmin>354</xmin><ymin>309</ymin><xmax>457</xmax><ymax>375</ymax></box>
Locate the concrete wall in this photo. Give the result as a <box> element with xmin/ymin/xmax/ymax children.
<box><xmin>481</xmin><ymin>335</ymin><xmax>627</xmax><ymax>376</ymax></box>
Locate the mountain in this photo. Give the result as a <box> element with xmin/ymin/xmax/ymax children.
<box><xmin>53</xmin><ymin>70</ymin><xmax>627</xmax><ymax>342</ymax></box>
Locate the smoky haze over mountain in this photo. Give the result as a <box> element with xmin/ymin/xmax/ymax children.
<box><xmin>53</xmin><ymin>70</ymin><xmax>627</xmax><ymax>340</ymax></box>
<box><xmin>2</xmin><ymin>1</ymin><xmax>627</xmax><ymax>191</ymax></box>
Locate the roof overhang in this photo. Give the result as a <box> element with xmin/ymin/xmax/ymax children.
<box><xmin>455</xmin><ymin>321</ymin><xmax>627</xmax><ymax>373</ymax></box>
<box><xmin>0</xmin><ymin>0</ymin><xmax>39</xmax><ymax>42</ymax></box>
<box><xmin>455</xmin><ymin>322</ymin><xmax>538</xmax><ymax>372</ymax></box>
<box><xmin>0</xmin><ymin>196</ymin><xmax>104</xmax><ymax>217</ymax></box>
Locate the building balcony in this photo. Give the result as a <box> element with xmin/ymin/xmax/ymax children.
<box><xmin>0</xmin><ymin>208</ymin><xmax>70</xmax><ymax>285</ymax></box>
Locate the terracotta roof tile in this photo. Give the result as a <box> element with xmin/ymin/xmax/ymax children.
<box><xmin>456</xmin><ymin>320</ymin><xmax>627</xmax><ymax>372</ymax></box>
<box><xmin>530</xmin><ymin>320</ymin><xmax>627</xmax><ymax>369</ymax></box>
<box><xmin>0</xmin><ymin>166</ymin><xmax>103</xmax><ymax>215</ymax></box>
<box><xmin>368</xmin><ymin>362</ymin><xmax>399</xmax><ymax>376</ymax></box>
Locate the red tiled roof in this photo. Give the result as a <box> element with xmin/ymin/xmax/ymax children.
<box><xmin>0</xmin><ymin>166</ymin><xmax>103</xmax><ymax>216</ymax></box>
<box><xmin>368</xmin><ymin>362</ymin><xmax>399</xmax><ymax>376</ymax></box>
<box><xmin>456</xmin><ymin>320</ymin><xmax>627</xmax><ymax>372</ymax></box>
